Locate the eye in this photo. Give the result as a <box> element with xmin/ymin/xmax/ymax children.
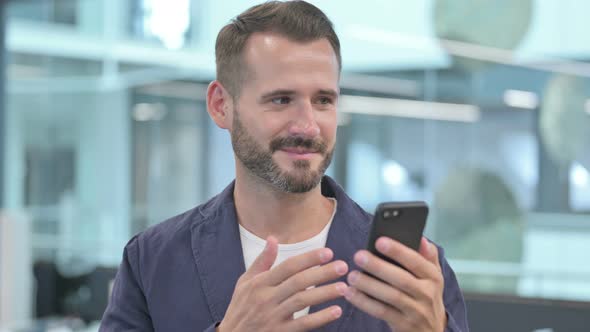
<box><xmin>271</xmin><ymin>96</ymin><xmax>291</xmax><ymax>105</ymax></box>
<box><xmin>317</xmin><ymin>96</ymin><xmax>334</xmax><ymax>105</ymax></box>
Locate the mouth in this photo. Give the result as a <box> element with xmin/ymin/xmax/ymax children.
<box><xmin>279</xmin><ymin>147</ymin><xmax>320</xmax><ymax>160</ymax></box>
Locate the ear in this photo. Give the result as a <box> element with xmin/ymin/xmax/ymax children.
<box><xmin>206</xmin><ymin>80</ymin><xmax>233</xmax><ymax>129</ymax></box>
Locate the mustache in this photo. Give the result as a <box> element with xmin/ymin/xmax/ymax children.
<box><xmin>270</xmin><ymin>136</ymin><xmax>327</xmax><ymax>154</ymax></box>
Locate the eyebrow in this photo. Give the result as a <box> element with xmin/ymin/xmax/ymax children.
<box><xmin>258</xmin><ymin>89</ymin><xmax>339</xmax><ymax>102</ymax></box>
<box><xmin>317</xmin><ymin>89</ymin><xmax>339</xmax><ymax>98</ymax></box>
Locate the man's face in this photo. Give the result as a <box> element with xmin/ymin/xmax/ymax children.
<box><xmin>229</xmin><ymin>33</ymin><xmax>339</xmax><ymax>193</ymax></box>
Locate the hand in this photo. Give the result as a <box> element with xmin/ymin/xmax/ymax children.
<box><xmin>345</xmin><ymin>237</ymin><xmax>447</xmax><ymax>332</ymax></box>
<box><xmin>217</xmin><ymin>236</ymin><xmax>349</xmax><ymax>332</ymax></box>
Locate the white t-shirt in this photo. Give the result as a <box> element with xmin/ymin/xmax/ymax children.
<box><xmin>238</xmin><ymin>198</ymin><xmax>337</xmax><ymax>318</ymax></box>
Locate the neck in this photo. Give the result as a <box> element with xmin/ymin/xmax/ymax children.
<box><xmin>233</xmin><ymin>165</ymin><xmax>334</xmax><ymax>244</ymax></box>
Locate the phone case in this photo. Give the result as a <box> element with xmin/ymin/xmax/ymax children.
<box><xmin>366</xmin><ymin>201</ymin><xmax>429</xmax><ymax>269</ymax></box>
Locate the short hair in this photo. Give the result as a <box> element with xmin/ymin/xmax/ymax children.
<box><xmin>215</xmin><ymin>1</ymin><xmax>342</xmax><ymax>99</ymax></box>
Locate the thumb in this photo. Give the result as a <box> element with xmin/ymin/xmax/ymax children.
<box><xmin>243</xmin><ymin>236</ymin><xmax>279</xmax><ymax>280</ymax></box>
<box><xmin>419</xmin><ymin>237</ymin><xmax>440</xmax><ymax>267</ymax></box>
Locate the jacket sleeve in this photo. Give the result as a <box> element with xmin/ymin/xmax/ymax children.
<box><xmin>438</xmin><ymin>246</ymin><xmax>470</xmax><ymax>332</ymax></box>
<box><xmin>99</xmin><ymin>236</ymin><xmax>155</xmax><ymax>332</ymax></box>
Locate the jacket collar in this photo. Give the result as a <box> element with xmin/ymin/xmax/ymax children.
<box><xmin>191</xmin><ymin>176</ymin><xmax>371</xmax><ymax>329</ymax></box>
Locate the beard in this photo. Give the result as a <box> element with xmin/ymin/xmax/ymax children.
<box><xmin>230</xmin><ymin>109</ymin><xmax>334</xmax><ymax>193</ymax></box>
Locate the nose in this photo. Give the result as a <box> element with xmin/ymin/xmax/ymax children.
<box><xmin>288</xmin><ymin>100</ymin><xmax>320</xmax><ymax>137</ymax></box>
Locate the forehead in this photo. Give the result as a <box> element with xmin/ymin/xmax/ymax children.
<box><xmin>241</xmin><ymin>32</ymin><xmax>340</xmax><ymax>91</ymax></box>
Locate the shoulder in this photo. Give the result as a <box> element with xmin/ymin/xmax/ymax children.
<box><xmin>128</xmin><ymin>186</ymin><xmax>232</xmax><ymax>258</ymax></box>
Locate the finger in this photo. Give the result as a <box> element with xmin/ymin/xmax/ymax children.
<box><xmin>419</xmin><ymin>237</ymin><xmax>440</xmax><ymax>269</ymax></box>
<box><xmin>353</xmin><ymin>250</ymin><xmax>422</xmax><ymax>298</ymax></box>
<box><xmin>346</xmin><ymin>270</ymin><xmax>414</xmax><ymax>313</ymax></box>
<box><xmin>344</xmin><ymin>286</ymin><xmax>404</xmax><ymax>324</ymax></box>
<box><xmin>264</xmin><ymin>248</ymin><xmax>334</xmax><ymax>286</ymax></box>
<box><xmin>242</xmin><ymin>236</ymin><xmax>278</xmax><ymax>281</ymax></box>
<box><xmin>277</xmin><ymin>282</ymin><xmax>348</xmax><ymax>317</ymax></box>
<box><xmin>374</xmin><ymin>237</ymin><xmax>438</xmax><ymax>279</ymax></box>
<box><xmin>274</xmin><ymin>260</ymin><xmax>348</xmax><ymax>302</ymax></box>
<box><xmin>284</xmin><ymin>305</ymin><xmax>343</xmax><ymax>332</ymax></box>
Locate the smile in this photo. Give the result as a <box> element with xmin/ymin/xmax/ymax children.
<box><xmin>279</xmin><ymin>147</ymin><xmax>319</xmax><ymax>160</ymax></box>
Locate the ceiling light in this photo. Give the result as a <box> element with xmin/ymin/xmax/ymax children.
<box><xmin>503</xmin><ymin>89</ymin><xmax>539</xmax><ymax>109</ymax></box>
<box><xmin>340</xmin><ymin>95</ymin><xmax>480</xmax><ymax>123</ymax></box>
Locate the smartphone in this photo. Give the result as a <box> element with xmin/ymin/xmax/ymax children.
<box><xmin>366</xmin><ymin>201</ymin><xmax>428</xmax><ymax>270</ymax></box>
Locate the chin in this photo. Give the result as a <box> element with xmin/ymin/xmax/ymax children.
<box><xmin>279</xmin><ymin>176</ymin><xmax>322</xmax><ymax>194</ymax></box>
<box><xmin>273</xmin><ymin>167</ymin><xmax>323</xmax><ymax>194</ymax></box>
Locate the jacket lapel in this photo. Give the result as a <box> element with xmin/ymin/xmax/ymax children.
<box><xmin>191</xmin><ymin>182</ymin><xmax>246</xmax><ymax>323</ymax></box>
<box><xmin>309</xmin><ymin>177</ymin><xmax>371</xmax><ymax>332</ymax></box>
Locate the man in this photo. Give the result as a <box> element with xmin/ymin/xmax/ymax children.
<box><xmin>100</xmin><ymin>1</ymin><xmax>468</xmax><ymax>331</ymax></box>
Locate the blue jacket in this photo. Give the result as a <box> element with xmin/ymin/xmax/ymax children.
<box><xmin>100</xmin><ymin>177</ymin><xmax>468</xmax><ymax>331</ymax></box>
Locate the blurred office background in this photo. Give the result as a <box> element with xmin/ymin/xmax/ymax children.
<box><xmin>0</xmin><ymin>0</ymin><xmax>589</xmax><ymax>331</ymax></box>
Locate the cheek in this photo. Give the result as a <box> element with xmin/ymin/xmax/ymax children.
<box><xmin>251</xmin><ymin>115</ymin><xmax>286</xmax><ymax>145</ymax></box>
<box><xmin>318</xmin><ymin>112</ymin><xmax>338</xmax><ymax>141</ymax></box>
<box><xmin>264</xmin><ymin>117</ymin><xmax>288</xmax><ymax>140</ymax></box>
